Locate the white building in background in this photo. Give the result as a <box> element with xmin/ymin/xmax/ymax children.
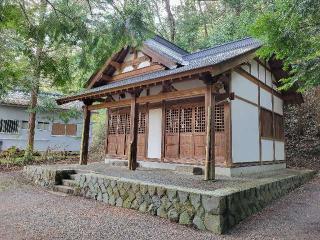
<box><xmin>0</xmin><ymin>91</ymin><xmax>93</xmax><ymax>152</ymax></box>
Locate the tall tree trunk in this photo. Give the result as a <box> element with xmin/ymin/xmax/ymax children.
<box><xmin>27</xmin><ymin>86</ymin><xmax>39</xmax><ymax>153</ymax></box>
<box><xmin>26</xmin><ymin>42</ymin><xmax>42</xmax><ymax>156</ymax></box>
<box><xmin>163</xmin><ymin>0</ymin><xmax>176</xmax><ymax>42</ymax></box>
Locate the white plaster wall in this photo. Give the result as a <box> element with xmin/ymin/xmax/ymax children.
<box><xmin>0</xmin><ymin>105</ymin><xmax>92</xmax><ymax>152</ymax></box>
<box><xmin>275</xmin><ymin>141</ymin><xmax>285</xmax><ymax>160</ymax></box>
<box><xmin>231</xmin><ymin>99</ymin><xmax>260</xmax><ymax>163</ymax></box>
<box><xmin>274</xmin><ymin>96</ymin><xmax>284</xmax><ymax>115</ymax></box>
<box><xmin>172</xmin><ymin>79</ymin><xmax>205</xmax><ymax>91</ymax></box>
<box><xmin>147</xmin><ymin>108</ymin><xmax>162</xmax><ymax>158</ymax></box>
<box><xmin>260</xmin><ymin>88</ymin><xmax>273</xmax><ymax>111</ymax></box>
<box><xmin>140</xmin><ymin>89</ymin><xmax>147</xmax><ymax>97</ymax></box>
<box><xmin>149</xmin><ymin>85</ymin><xmax>162</xmax><ymax>95</ymax></box>
<box><xmin>266</xmin><ymin>70</ymin><xmax>272</xmax><ymax>87</ymax></box>
<box><xmin>258</xmin><ymin>64</ymin><xmax>266</xmax><ymax>83</ymax></box>
<box><xmin>122</xmin><ymin>66</ymin><xmax>134</xmax><ymax>73</ymax></box>
<box><xmin>261</xmin><ymin>139</ymin><xmax>274</xmax><ymax>161</ymax></box>
<box><xmin>231</xmin><ymin>71</ymin><xmax>258</xmax><ymax>104</ymax></box>
<box><xmin>250</xmin><ymin>59</ymin><xmax>259</xmax><ymax>78</ymax></box>
<box><xmin>138</xmin><ymin>61</ymin><xmax>151</xmax><ymax>69</ymax></box>
<box><xmin>241</xmin><ymin>64</ymin><xmax>250</xmax><ymax>73</ymax></box>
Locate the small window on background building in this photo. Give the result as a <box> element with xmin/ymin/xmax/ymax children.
<box><xmin>21</xmin><ymin>120</ymin><xmax>29</xmax><ymax>129</ymax></box>
<box><xmin>0</xmin><ymin>119</ymin><xmax>19</xmax><ymax>134</ymax></box>
<box><xmin>66</xmin><ymin>124</ymin><xmax>77</xmax><ymax>136</ymax></box>
<box><xmin>37</xmin><ymin>121</ymin><xmax>49</xmax><ymax>131</ymax></box>
<box><xmin>51</xmin><ymin>123</ymin><xmax>77</xmax><ymax>136</ymax></box>
<box><xmin>52</xmin><ymin>123</ymin><xmax>65</xmax><ymax>135</ymax></box>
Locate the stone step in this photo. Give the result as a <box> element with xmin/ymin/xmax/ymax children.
<box><xmin>62</xmin><ymin>179</ymin><xmax>77</xmax><ymax>187</ymax></box>
<box><xmin>53</xmin><ymin>185</ymin><xmax>75</xmax><ymax>195</ymax></box>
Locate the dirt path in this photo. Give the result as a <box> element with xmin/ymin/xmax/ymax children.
<box><xmin>0</xmin><ymin>171</ymin><xmax>319</xmax><ymax>240</ymax></box>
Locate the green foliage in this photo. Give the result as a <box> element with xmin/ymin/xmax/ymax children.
<box><xmin>89</xmin><ymin>110</ymin><xmax>107</xmax><ymax>161</ymax></box>
<box><xmin>0</xmin><ymin>146</ymin><xmax>25</xmax><ymax>159</ymax></box>
<box><xmin>34</xmin><ymin>94</ymin><xmax>82</xmax><ymax>123</ymax></box>
<box><xmin>252</xmin><ymin>0</ymin><xmax>320</xmax><ymax>90</ymax></box>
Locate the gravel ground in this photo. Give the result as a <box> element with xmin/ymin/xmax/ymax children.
<box><xmin>36</xmin><ymin>162</ymin><xmax>313</xmax><ymax>191</ymax></box>
<box><xmin>0</xmin><ymin>171</ymin><xmax>319</xmax><ymax>240</ymax></box>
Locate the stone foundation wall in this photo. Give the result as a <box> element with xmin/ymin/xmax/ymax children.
<box><xmin>74</xmin><ymin>173</ymin><xmax>227</xmax><ymax>233</ymax></box>
<box><xmin>225</xmin><ymin>173</ymin><xmax>315</xmax><ymax>228</ymax></box>
<box><xmin>24</xmin><ymin>166</ymin><xmax>75</xmax><ymax>187</ymax></box>
<box><xmin>24</xmin><ymin>166</ymin><xmax>316</xmax><ymax>234</ymax></box>
<box><xmin>72</xmin><ymin>171</ymin><xmax>315</xmax><ymax>234</ymax></box>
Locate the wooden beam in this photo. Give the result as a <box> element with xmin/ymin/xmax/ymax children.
<box><xmin>79</xmin><ymin>104</ymin><xmax>91</xmax><ymax>165</ymax></box>
<box><xmin>87</xmin><ymin>87</ymin><xmax>207</xmax><ymax>110</ymax></box>
<box><xmin>204</xmin><ymin>84</ymin><xmax>216</xmax><ymax>180</ymax></box>
<box><xmin>110</xmin><ymin>61</ymin><xmax>121</xmax><ymax>70</ymax></box>
<box><xmin>86</xmin><ymin>50</ymin><xmax>121</xmax><ymax>89</ymax></box>
<box><xmin>101</xmin><ymin>74</ymin><xmax>112</xmax><ymax>82</ymax></box>
<box><xmin>111</xmin><ymin>64</ymin><xmax>165</xmax><ymax>81</ymax></box>
<box><xmin>128</xmin><ymin>95</ymin><xmax>139</xmax><ymax>170</ymax></box>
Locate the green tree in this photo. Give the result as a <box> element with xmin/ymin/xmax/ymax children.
<box><xmin>0</xmin><ymin>0</ymin><xmax>153</xmax><ymax>157</ymax></box>
<box><xmin>252</xmin><ymin>0</ymin><xmax>320</xmax><ymax>89</ymax></box>
<box><xmin>0</xmin><ymin>0</ymin><xmax>89</xmax><ymax>157</ymax></box>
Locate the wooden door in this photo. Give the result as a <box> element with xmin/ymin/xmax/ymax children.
<box><xmin>107</xmin><ymin>109</ymin><xmax>147</xmax><ymax>159</ymax></box>
<box><xmin>164</xmin><ymin>108</ymin><xmax>180</xmax><ymax>160</ymax></box>
<box><xmin>137</xmin><ymin>112</ymin><xmax>146</xmax><ymax>158</ymax></box>
<box><xmin>107</xmin><ymin>114</ymin><xmax>118</xmax><ymax>155</ymax></box>
<box><xmin>179</xmin><ymin>107</ymin><xmax>194</xmax><ymax>160</ymax></box>
<box><xmin>214</xmin><ymin>104</ymin><xmax>226</xmax><ymax>165</ymax></box>
<box><xmin>193</xmin><ymin>106</ymin><xmax>206</xmax><ymax>160</ymax></box>
<box><xmin>116</xmin><ymin>113</ymin><xmax>127</xmax><ymax>156</ymax></box>
<box><xmin>164</xmin><ymin>103</ymin><xmax>227</xmax><ymax>165</ymax></box>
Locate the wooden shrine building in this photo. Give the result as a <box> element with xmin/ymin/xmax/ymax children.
<box><xmin>57</xmin><ymin>36</ymin><xmax>302</xmax><ymax>178</ymax></box>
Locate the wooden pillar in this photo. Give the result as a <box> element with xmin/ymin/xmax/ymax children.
<box><xmin>205</xmin><ymin>84</ymin><xmax>216</xmax><ymax>180</ymax></box>
<box><xmin>105</xmin><ymin>108</ymin><xmax>109</xmax><ymax>155</ymax></box>
<box><xmin>80</xmin><ymin>103</ymin><xmax>91</xmax><ymax>165</ymax></box>
<box><xmin>161</xmin><ymin>100</ymin><xmax>166</xmax><ymax>162</ymax></box>
<box><xmin>128</xmin><ymin>95</ymin><xmax>139</xmax><ymax>170</ymax></box>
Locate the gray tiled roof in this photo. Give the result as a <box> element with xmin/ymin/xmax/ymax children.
<box><xmin>0</xmin><ymin>91</ymin><xmax>82</xmax><ymax>110</ymax></box>
<box><xmin>58</xmin><ymin>37</ymin><xmax>261</xmax><ymax>103</ymax></box>
<box><xmin>184</xmin><ymin>37</ymin><xmax>259</xmax><ymax>62</ymax></box>
<box><xmin>152</xmin><ymin>35</ymin><xmax>189</xmax><ymax>55</ymax></box>
<box><xmin>144</xmin><ymin>37</ymin><xmax>188</xmax><ymax>66</ymax></box>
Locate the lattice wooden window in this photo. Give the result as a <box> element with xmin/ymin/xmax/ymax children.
<box><xmin>166</xmin><ymin>108</ymin><xmax>179</xmax><ymax>133</ymax></box>
<box><xmin>108</xmin><ymin>114</ymin><xmax>117</xmax><ymax>135</ymax></box>
<box><xmin>194</xmin><ymin>106</ymin><xmax>205</xmax><ymax>133</ymax></box>
<box><xmin>138</xmin><ymin>112</ymin><xmax>146</xmax><ymax>134</ymax></box>
<box><xmin>126</xmin><ymin>114</ymin><xmax>131</xmax><ymax>133</ymax></box>
<box><xmin>180</xmin><ymin>108</ymin><xmax>192</xmax><ymax>133</ymax></box>
<box><xmin>214</xmin><ymin>105</ymin><xmax>225</xmax><ymax>132</ymax></box>
<box><xmin>260</xmin><ymin>108</ymin><xmax>273</xmax><ymax>138</ymax></box>
<box><xmin>118</xmin><ymin>114</ymin><xmax>126</xmax><ymax>134</ymax></box>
